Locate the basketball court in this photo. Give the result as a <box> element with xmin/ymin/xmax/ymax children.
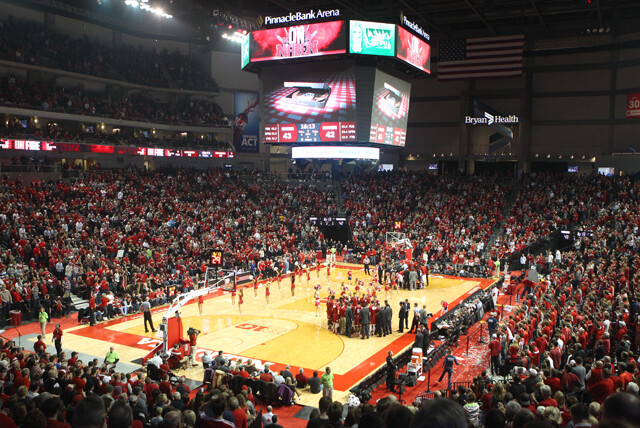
<box><xmin>18</xmin><ymin>263</ymin><xmax>494</xmax><ymax>405</ymax></box>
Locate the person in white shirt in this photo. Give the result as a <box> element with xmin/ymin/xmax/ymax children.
<box><xmin>148</xmin><ymin>352</ymin><xmax>163</xmax><ymax>369</ymax></box>
<box><xmin>262</xmin><ymin>406</ymin><xmax>276</xmax><ymax>425</ymax></box>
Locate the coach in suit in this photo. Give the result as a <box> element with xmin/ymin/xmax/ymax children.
<box><xmin>398</xmin><ymin>301</ymin><xmax>407</xmax><ymax>333</ymax></box>
<box><xmin>345</xmin><ymin>305</ymin><xmax>353</xmax><ymax>338</ymax></box>
<box><xmin>383</xmin><ymin>301</ymin><xmax>393</xmax><ymax>336</ymax></box>
<box><xmin>359</xmin><ymin>303</ymin><xmax>370</xmax><ymax>339</ymax></box>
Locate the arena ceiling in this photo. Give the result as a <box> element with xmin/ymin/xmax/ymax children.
<box><xmin>26</xmin><ymin>0</ymin><xmax>640</xmax><ymax>41</ymax></box>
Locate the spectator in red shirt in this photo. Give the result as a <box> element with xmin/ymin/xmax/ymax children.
<box><xmin>589</xmin><ymin>367</ymin><xmax>615</xmax><ymax>404</ymax></box>
<box><xmin>538</xmin><ymin>384</ymin><xmax>558</xmax><ymax>407</ymax></box>
<box><xmin>229</xmin><ymin>397</ymin><xmax>248</xmax><ymax>428</ymax></box>
<box><xmin>543</xmin><ymin>369</ymin><xmax>562</xmax><ymax>394</ymax></box>
<box><xmin>34</xmin><ymin>335</ymin><xmax>47</xmax><ymax>356</ymax></box>
<box><xmin>295</xmin><ymin>368</ymin><xmax>308</xmax><ymax>388</ymax></box>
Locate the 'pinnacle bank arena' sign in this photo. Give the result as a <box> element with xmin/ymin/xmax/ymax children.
<box><xmin>465</xmin><ymin>112</ymin><xmax>519</xmax><ymax>125</ymax></box>
<box><xmin>400</xmin><ymin>12</ymin><xmax>430</xmax><ymax>41</ymax></box>
<box><xmin>263</xmin><ymin>9</ymin><xmax>340</xmax><ymax>26</ymax></box>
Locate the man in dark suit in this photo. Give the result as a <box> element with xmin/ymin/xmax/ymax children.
<box><xmin>345</xmin><ymin>305</ymin><xmax>353</xmax><ymax>338</ymax></box>
<box><xmin>398</xmin><ymin>301</ymin><xmax>407</xmax><ymax>333</ymax></box>
<box><xmin>359</xmin><ymin>303</ymin><xmax>370</xmax><ymax>339</ymax></box>
<box><xmin>383</xmin><ymin>301</ymin><xmax>392</xmax><ymax>336</ymax></box>
<box><xmin>386</xmin><ymin>351</ymin><xmax>396</xmax><ymax>392</ymax></box>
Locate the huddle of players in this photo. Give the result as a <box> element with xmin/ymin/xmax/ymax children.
<box><xmin>325</xmin><ymin>289</ymin><xmax>396</xmax><ymax>339</ymax></box>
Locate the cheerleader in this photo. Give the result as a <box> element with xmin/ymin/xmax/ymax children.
<box><xmin>306</xmin><ymin>267</ymin><xmax>311</xmax><ymax>284</ymax></box>
<box><xmin>316</xmin><ymin>263</ymin><xmax>320</xmax><ymax>279</ymax></box>
<box><xmin>198</xmin><ymin>294</ymin><xmax>204</xmax><ymax>315</ymax></box>
<box><xmin>347</xmin><ymin>269</ymin><xmax>353</xmax><ymax>282</ymax></box>
<box><xmin>314</xmin><ymin>291</ymin><xmax>321</xmax><ymax>317</ymax></box>
<box><xmin>265</xmin><ymin>281</ymin><xmax>271</xmax><ymax>305</ymax></box>
<box><xmin>238</xmin><ymin>289</ymin><xmax>244</xmax><ymax>314</ymax></box>
<box><xmin>385</xmin><ymin>276</ymin><xmax>392</xmax><ymax>301</ymax></box>
<box><xmin>231</xmin><ymin>287</ymin><xmax>236</xmax><ymax>306</ymax></box>
<box><xmin>340</xmin><ymin>283</ymin><xmax>348</xmax><ymax>298</ymax></box>
<box><xmin>276</xmin><ymin>268</ymin><xmax>282</xmax><ymax>290</ymax></box>
<box><xmin>253</xmin><ymin>276</ymin><xmax>258</xmax><ymax>298</ymax></box>
<box><xmin>291</xmin><ymin>274</ymin><xmax>296</xmax><ymax>297</ymax></box>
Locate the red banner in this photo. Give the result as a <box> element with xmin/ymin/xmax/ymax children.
<box><xmin>627</xmin><ymin>93</ymin><xmax>640</xmax><ymax>118</ymax></box>
<box><xmin>250</xmin><ymin>21</ymin><xmax>346</xmax><ymax>63</ymax></box>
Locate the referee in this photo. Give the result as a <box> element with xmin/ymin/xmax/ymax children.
<box><xmin>141</xmin><ymin>297</ymin><xmax>156</xmax><ymax>333</ymax></box>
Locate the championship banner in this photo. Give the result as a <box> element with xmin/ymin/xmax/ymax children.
<box><xmin>627</xmin><ymin>93</ymin><xmax>640</xmax><ymax>118</ymax></box>
<box><xmin>233</xmin><ymin>92</ymin><xmax>260</xmax><ymax>153</ymax></box>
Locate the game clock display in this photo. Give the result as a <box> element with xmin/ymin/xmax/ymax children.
<box><xmin>210</xmin><ymin>250</ymin><xmax>224</xmax><ymax>267</ymax></box>
<box><xmin>265</xmin><ymin>122</ymin><xmax>356</xmax><ymax>143</ymax></box>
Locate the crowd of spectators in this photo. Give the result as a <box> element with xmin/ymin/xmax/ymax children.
<box><xmin>1</xmin><ymin>168</ymin><xmax>640</xmax><ymax>427</ymax></box>
<box><xmin>343</xmin><ymin>172</ymin><xmax>512</xmax><ymax>277</ymax></box>
<box><xmin>0</xmin><ymin>16</ymin><xmax>217</xmax><ymax>91</ymax></box>
<box><xmin>494</xmin><ymin>173</ymin><xmax>616</xmax><ymax>261</ymax></box>
<box><xmin>0</xmin><ymin>168</ymin><xmax>337</xmax><ymax>326</ymax></box>
<box><xmin>0</xmin><ymin>73</ymin><xmax>228</xmax><ymax>126</ymax></box>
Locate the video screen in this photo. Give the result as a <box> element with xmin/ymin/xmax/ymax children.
<box><xmin>262</xmin><ymin>61</ymin><xmax>357</xmax><ymax>143</ymax></box>
<box><xmin>378</xmin><ymin>164</ymin><xmax>394</xmax><ymax>172</ymax></box>
<box><xmin>291</xmin><ymin>146</ymin><xmax>379</xmax><ymax>160</ymax></box>
<box><xmin>428</xmin><ymin>163</ymin><xmax>438</xmax><ymax>170</ymax></box>
<box><xmin>369</xmin><ymin>69</ymin><xmax>411</xmax><ymax>146</ymax></box>
<box><xmin>597</xmin><ymin>167</ymin><xmax>615</xmax><ymax>177</ymax></box>
<box><xmin>241</xmin><ymin>36</ymin><xmax>250</xmax><ymax>69</ymax></box>
<box><xmin>568</xmin><ymin>166</ymin><xmax>579</xmax><ymax>173</ymax></box>
<box><xmin>396</xmin><ymin>27</ymin><xmax>431</xmax><ymax>74</ymax></box>
<box><xmin>349</xmin><ymin>20</ymin><xmax>395</xmax><ymax>56</ymax></box>
<box><xmin>250</xmin><ymin>21</ymin><xmax>346</xmax><ymax>63</ymax></box>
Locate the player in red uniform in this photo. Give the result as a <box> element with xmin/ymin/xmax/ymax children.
<box><xmin>348</xmin><ymin>269</ymin><xmax>353</xmax><ymax>282</ymax></box>
<box><xmin>291</xmin><ymin>274</ymin><xmax>296</xmax><ymax>297</ymax></box>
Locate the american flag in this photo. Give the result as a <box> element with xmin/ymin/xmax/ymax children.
<box><xmin>437</xmin><ymin>35</ymin><xmax>524</xmax><ymax>81</ymax></box>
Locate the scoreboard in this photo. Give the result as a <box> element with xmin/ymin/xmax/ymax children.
<box><xmin>264</xmin><ymin>122</ymin><xmax>356</xmax><ymax>143</ymax></box>
<box><xmin>210</xmin><ymin>250</ymin><xmax>224</xmax><ymax>267</ymax></box>
<box><xmin>244</xmin><ymin>18</ymin><xmax>431</xmax><ymax>148</ymax></box>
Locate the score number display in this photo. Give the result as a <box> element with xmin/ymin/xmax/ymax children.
<box><xmin>262</xmin><ymin>61</ymin><xmax>357</xmax><ymax>144</ymax></box>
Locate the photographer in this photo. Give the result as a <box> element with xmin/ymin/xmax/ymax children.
<box><xmin>104</xmin><ymin>346</ymin><xmax>119</xmax><ymax>370</ymax></box>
